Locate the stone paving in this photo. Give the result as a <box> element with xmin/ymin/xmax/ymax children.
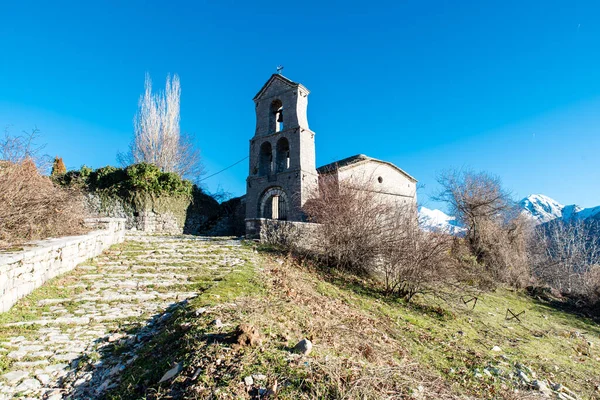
<box><xmin>0</xmin><ymin>233</ymin><xmax>249</xmax><ymax>399</ymax></box>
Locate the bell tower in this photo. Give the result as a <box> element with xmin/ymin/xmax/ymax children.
<box><xmin>245</xmin><ymin>74</ymin><xmax>318</xmax><ymax>235</ymax></box>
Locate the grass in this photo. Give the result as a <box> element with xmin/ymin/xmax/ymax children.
<box><xmin>3</xmin><ymin>236</ymin><xmax>599</xmax><ymax>399</ymax></box>
<box><xmin>105</xmin><ymin>243</ymin><xmax>600</xmax><ymax>400</ymax></box>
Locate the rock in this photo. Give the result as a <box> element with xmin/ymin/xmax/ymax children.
<box><xmin>10</xmin><ymin>336</ymin><xmax>26</xmax><ymax>343</ymax></box>
<box><xmin>252</xmin><ymin>374</ymin><xmax>267</xmax><ymax>381</ymax></box>
<box><xmin>74</xmin><ymin>377</ymin><xmax>87</xmax><ymax>386</ymax></box>
<box><xmin>266</xmin><ymin>380</ymin><xmax>278</xmax><ymax>396</ymax></box>
<box><xmin>235</xmin><ymin>324</ymin><xmax>262</xmax><ymax>347</ymax></box>
<box><xmin>557</xmin><ymin>393</ymin><xmax>577</xmax><ymax>400</ymax></box>
<box><xmin>7</xmin><ymin>350</ymin><xmax>28</xmax><ymax>360</ymax></box>
<box><xmin>491</xmin><ymin>346</ymin><xmax>502</xmax><ymax>352</ymax></box>
<box><xmin>244</xmin><ymin>376</ymin><xmax>254</xmax><ymax>386</ymax></box>
<box><xmin>294</xmin><ymin>338</ymin><xmax>313</xmax><ymax>355</ymax></box>
<box><xmin>191</xmin><ymin>368</ymin><xmax>202</xmax><ymax>381</ymax></box>
<box><xmin>2</xmin><ymin>370</ymin><xmax>29</xmax><ymax>384</ymax></box>
<box><xmin>36</xmin><ymin>373</ymin><xmax>51</xmax><ymax>385</ymax></box>
<box><xmin>532</xmin><ymin>380</ymin><xmax>551</xmax><ymax>395</ymax></box>
<box><xmin>46</xmin><ymin>392</ymin><xmax>63</xmax><ymax>400</ymax></box>
<box><xmin>517</xmin><ymin>370</ymin><xmax>530</xmax><ymax>384</ymax></box>
<box><xmin>15</xmin><ymin>378</ymin><xmax>41</xmax><ymax>392</ymax></box>
<box><xmin>107</xmin><ymin>333</ymin><xmax>124</xmax><ymax>343</ymax></box>
<box><xmin>195</xmin><ymin>307</ymin><xmax>207</xmax><ymax>316</ymax></box>
<box><xmin>53</xmin><ymin>353</ymin><xmax>79</xmax><ymax>362</ymax></box>
<box><xmin>45</xmin><ymin>363</ymin><xmax>69</xmax><ymax>374</ymax></box>
<box><xmin>552</xmin><ymin>383</ymin><xmax>563</xmax><ymax>391</ymax></box>
<box><xmin>213</xmin><ymin>319</ymin><xmax>224</xmax><ymax>328</ymax></box>
<box><xmin>159</xmin><ymin>362</ymin><xmax>182</xmax><ymax>383</ymax></box>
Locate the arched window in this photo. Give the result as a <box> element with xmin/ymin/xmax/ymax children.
<box><xmin>258</xmin><ymin>142</ymin><xmax>272</xmax><ymax>176</ymax></box>
<box><xmin>270</xmin><ymin>99</ymin><xmax>283</xmax><ymax>133</ymax></box>
<box><xmin>276</xmin><ymin>137</ymin><xmax>290</xmax><ymax>172</ymax></box>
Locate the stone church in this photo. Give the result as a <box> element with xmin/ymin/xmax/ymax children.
<box><xmin>245</xmin><ymin>74</ymin><xmax>417</xmax><ymax>237</ymax></box>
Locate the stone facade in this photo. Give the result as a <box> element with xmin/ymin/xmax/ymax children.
<box><xmin>245</xmin><ymin>74</ymin><xmax>318</xmax><ymax>232</ymax></box>
<box><xmin>0</xmin><ymin>218</ymin><xmax>126</xmax><ymax>313</ymax></box>
<box><xmin>317</xmin><ymin>154</ymin><xmax>417</xmax><ymax>209</ymax></box>
<box><xmin>245</xmin><ymin>75</ymin><xmax>417</xmax><ymax>237</ymax></box>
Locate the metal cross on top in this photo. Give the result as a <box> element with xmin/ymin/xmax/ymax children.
<box><xmin>276</xmin><ymin>65</ymin><xmax>284</xmax><ymax>75</ymax></box>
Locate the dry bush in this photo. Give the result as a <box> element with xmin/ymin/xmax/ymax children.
<box><xmin>0</xmin><ymin>160</ymin><xmax>88</xmax><ymax>248</ymax></box>
<box><xmin>530</xmin><ymin>219</ymin><xmax>600</xmax><ymax>303</ymax></box>
<box><xmin>435</xmin><ymin>169</ymin><xmax>531</xmax><ymax>286</ymax></box>
<box><xmin>379</xmin><ymin>211</ymin><xmax>454</xmax><ymax>301</ymax></box>
<box><xmin>303</xmin><ymin>175</ymin><xmax>394</xmax><ymax>273</ymax></box>
<box><xmin>301</xmin><ymin>175</ymin><xmax>457</xmax><ymax>301</ymax></box>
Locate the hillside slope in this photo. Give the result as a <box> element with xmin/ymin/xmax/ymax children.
<box><xmin>103</xmin><ymin>241</ymin><xmax>600</xmax><ymax>400</ymax></box>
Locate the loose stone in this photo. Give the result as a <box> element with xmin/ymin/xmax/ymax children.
<box><xmin>294</xmin><ymin>338</ymin><xmax>313</xmax><ymax>355</ymax></box>
<box><xmin>2</xmin><ymin>370</ymin><xmax>29</xmax><ymax>384</ymax></box>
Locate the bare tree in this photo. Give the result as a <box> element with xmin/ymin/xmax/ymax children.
<box><xmin>530</xmin><ymin>219</ymin><xmax>600</xmax><ymax>300</ymax></box>
<box><xmin>120</xmin><ymin>74</ymin><xmax>203</xmax><ymax>180</ymax></box>
<box><xmin>303</xmin><ymin>175</ymin><xmax>393</xmax><ymax>272</ymax></box>
<box><xmin>435</xmin><ymin>169</ymin><xmax>530</xmax><ymax>285</ymax></box>
<box><xmin>1</xmin><ymin>127</ymin><xmax>49</xmax><ymax>169</ymax></box>
<box><xmin>378</xmin><ymin>206</ymin><xmax>454</xmax><ymax>301</ymax></box>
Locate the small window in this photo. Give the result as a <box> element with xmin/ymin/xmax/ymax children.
<box><xmin>378</xmin><ymin>176</ymin><xmax>383</xmax><ymax>183</ymax></box>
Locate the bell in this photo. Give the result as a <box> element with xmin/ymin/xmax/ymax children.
<box><xmin>277</xmin><ymin>111</ymin><xmax>283</xmax><ymax>123</ymax></box>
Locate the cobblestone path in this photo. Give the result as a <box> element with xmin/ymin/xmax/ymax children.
<box><xmin>0</xmin><ymin>233</ymin><xmax>250</xmax><ymax>399</ymax></box>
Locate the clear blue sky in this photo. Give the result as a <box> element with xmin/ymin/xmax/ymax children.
<box><xmin>2</xmin><ymin>0</ymin><xmax>599</xmax><ymax>210</ymax></box>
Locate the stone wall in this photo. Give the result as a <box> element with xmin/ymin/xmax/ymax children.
<box><xmin>0</xmin><ymin>218</ymin><xmax>126</xmax><ymax>313</ymax></box>
<box><xmin>86</xmin><ymin>191</ymin><xmax>220</xmax><ymax>235</ymax></box>
<box><xmin>245</xmin><ymin>218</ymin><xmax>320</xmax><ymax>250</ymax></box>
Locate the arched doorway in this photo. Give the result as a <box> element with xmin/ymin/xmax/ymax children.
<box><xmin>259</xmin><ymin>187</ymin><xmax>289</xmax><ymax>220</ymax></box>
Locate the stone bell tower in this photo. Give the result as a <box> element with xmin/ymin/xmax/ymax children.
<box><xmin>245</xmin><ymin>74</ymin><xmax>318</xmax><ymax>235</ymax></box>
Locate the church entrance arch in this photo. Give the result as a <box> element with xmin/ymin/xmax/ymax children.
<box><xmin>259</xmin><ymin>187</ymin><xmax>289</xmax><ymax>220</ymax></box>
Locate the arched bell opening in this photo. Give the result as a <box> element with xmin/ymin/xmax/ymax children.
<box><xmin>276</xmin><ymin>137</ymin><xmax>290</xmax><ymax>172</ymax></box>
<box><xmin>270</xmin><ymin>99</ymin><xmax>283</xmax><ymax>133</ymax></box>
<box><xmin>258</xmin><ymin>142</ymin><xmax>273</xmax><ymax>176</ymax></box>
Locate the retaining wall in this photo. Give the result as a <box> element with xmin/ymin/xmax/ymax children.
<box><xmin>0</xmin><ymin>218</ymin><xmax>126</xmax><ymax>313</ymax></box>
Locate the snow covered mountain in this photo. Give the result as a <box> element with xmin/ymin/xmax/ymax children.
<box><xmin>519</xmin><ymin>194</ymin><xmax>600</xmax><ymax>225</ymax></box>
<box><xmin>418</xmin><ymin>194</ymin><xmax>598</xmax><ymax>235</ymax></box>
<box><xmin>418</xmin><ymin>206</ymin><xmax>465</xmax><ymax>235</ymax></box>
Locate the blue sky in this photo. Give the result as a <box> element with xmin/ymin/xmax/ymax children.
<box><xmin>1</xmin><ymin>0</ymin><xmax>599</xmax><ymax>210</ymax></box>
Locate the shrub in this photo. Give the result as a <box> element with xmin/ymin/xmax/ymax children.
<box><xmin>301</xmin><ymin>175</ymin><xmax>456</xmax><ymax>301</ymax></box>
<box><xmin>0</xmin><ymin>159</ymin><xmax>88</xmax><ymax>249</ymax></box>
<box><xmin>435</xmin><ymin>169</ymin><xmax>531</xmax><ymax>287</ymax></box>
<box><xmin>57</xmin><ymin>163</ymin><xmax>193</xmax><ymax>198</ymax></box>
<box><xmin>530</xmin><ymin>219</ymin><xmax>600</xmax><ymax>304</ymax></box>
<box><xmin>51</xmin><ymin>156</ymin><xmax>66</xmax><ymax>176</ymax></box>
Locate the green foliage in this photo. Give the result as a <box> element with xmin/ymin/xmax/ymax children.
<box><xmin>57</xmin><ymin>162</ymin><xmax>193</xmax><ymax>198</ymax></box>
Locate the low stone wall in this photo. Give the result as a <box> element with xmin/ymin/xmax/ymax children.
<box><xmin>0</xmin><ymin>218</ymin><xmax>126</xmax><ymax>313</ymax></box>
<box><xmin>245</xmin><ymin>218</ymin><xmax>320</xmax><ymax>250</ymax></box>
<box><xmin>134</xmin><ymin>210</ymin><xmax>181</xmax><ymax>234</ymax></box>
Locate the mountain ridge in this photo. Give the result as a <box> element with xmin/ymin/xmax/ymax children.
<box><xmin>418</xmin><ymin>194</ymin><xmax>600</xmax><ymax>233</ymax></box>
